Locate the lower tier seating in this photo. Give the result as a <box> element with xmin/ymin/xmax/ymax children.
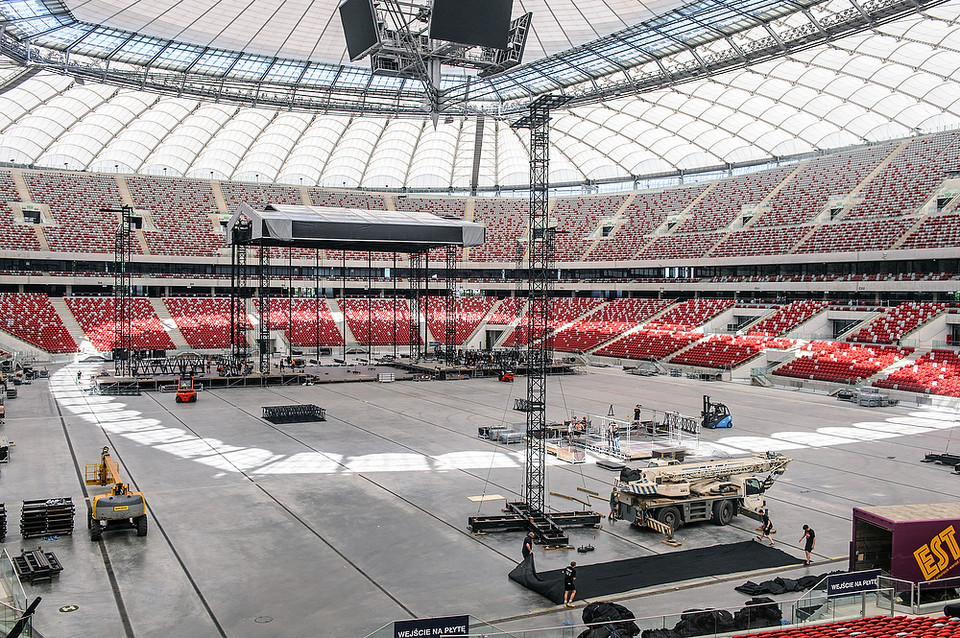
<box><xmin>0</xmin><ymin>293</ymin><xmax>77</xmax><ymax>353</ymax></box>
<box><xmin>874</xmin><ymin>349</ymin><xmax>960</xmax><ymax>396</ymax></box>
<box><xmin>773</xmin><ymin>341</ymin><xmax>912</xmax><ymax>384</ymax></box>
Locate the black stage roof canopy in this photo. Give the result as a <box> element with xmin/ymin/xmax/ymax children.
<box><xmin>226</xmin><ymin>203</ymin><xmax>485</xmax><ymax>252</ymax></box>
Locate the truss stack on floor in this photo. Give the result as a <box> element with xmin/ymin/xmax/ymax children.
<box><xmin>261</xmin><ymin>404</ymin><xmax>327</xmax><ymax>424</ymax></box>
<box><xmin>20</xmin><ymin>498</ymin><xmax>75</xmax><ymax>538</ymax></box>
<box><xmin>13</xmin><ymin>547</ymin><xmax>63</xmax><ymax>584</ymax></box>
<box><xmin>0</xmin><ymin>503</ymin><xmax>6</xmax><ymax>542</ymax></box>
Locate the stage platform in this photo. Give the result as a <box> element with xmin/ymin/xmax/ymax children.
<box><xmin>95</xmin><ymin>372</ymin><xmax>311</xmax><ymax>393</ymax></box>
<box><xmin>570</xmin><ymin>433</ymin><xmax>691</xmax><ymax>462</ymax></box>
<box><xmin>392</xmin><ymin>358</ymin><xmax>579</xmax><ymax>380</ymax></box>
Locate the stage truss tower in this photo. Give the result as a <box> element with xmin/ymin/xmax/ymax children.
<box><xmin>110</xmin><ymin>205</ymin><xmax>138</xmax><ymax>377</ymax></box>
<box><xmin>466</xmin><ymin>95</ymin><xmax>601</xmax><ymax>547</ymax></box>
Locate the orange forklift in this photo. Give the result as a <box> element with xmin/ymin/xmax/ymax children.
<box><xmin>175</xmin><ymin>376</ymin><xmax>197</xmax><ymax>403</ymax></box>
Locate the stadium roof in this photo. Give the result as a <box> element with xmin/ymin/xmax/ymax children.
<box><xmin>0</xmin><ymin>0</ymin><xmax>958</xmax><ymax>189</ymax></box>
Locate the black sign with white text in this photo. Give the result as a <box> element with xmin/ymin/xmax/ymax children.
<box><xmin>394</xmin><ymin>615</ymin><xmax>469</xmax><ymax>638</ymax></box>
<box><xmin>827</xmin><ymin>570</ymin><xmax>881</xmax><ymax>597</ymax></box>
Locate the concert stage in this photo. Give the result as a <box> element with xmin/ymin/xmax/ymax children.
<box><xmin>392</xmin><ymin>357</ymin><xmax>579</xmax><ymax>380</ymax></box>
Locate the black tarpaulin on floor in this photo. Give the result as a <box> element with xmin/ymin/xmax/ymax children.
<box><xmin>510</xmin><ymin>540</ymin><xmax>801</xmax><ymax>604</ymax></box>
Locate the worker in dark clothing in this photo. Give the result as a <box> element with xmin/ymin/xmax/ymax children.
<box><xmin>799</xmin><ymin>524</ymin><xmax>816</xmax><ymax>564</ymax></box>
<box><xmin>521</xmin><ymin>531</ymin><xmax>536</xmax><ymax>560</ymax></box>
<box><xmin>562</xmin><ymin>561</ymin><xmax>577</xmax><ymax>607</ymax></box>
<box><xmin>755</xmin><ymin>507</ymin><xmax>769</xmax><ymax>532</ymax></box>
<box><xmin>633</xmin><ymin>404</ymin><xmax>642</xmax><ymax>424</ymax></box>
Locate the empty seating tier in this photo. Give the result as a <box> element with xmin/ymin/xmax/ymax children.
<box><xmin>163</xmin><ymin>297</ymin><xmax>248</xmax><ymax>349</ymax></box>
<box><xmin>254</xmin><ymin>298</ymin><xmax>343</xmax><ymax>347</ymax></box>
<box><xmin>502</xmin><ymin>298</ymin><xmax>603</xmax><ymax>347</ymax></box>
<box><xmin>0</xmin><ymin>171</ymin><xmax>41</xmax><ymax>251</ymax></box>
<box><xmin>0</xmin><ymin>293</ymin><xmax>77</xmax><ymax>353</ymax></box>
<box><xmin>341</xmin><ymin>298</ymin><xmax>417</xmax><ymax>345</ymax></box>
<box><xmin>733</xmin><ymin>614</ymin><xmax>960</xmax><ymax>638</ymax></box>
<box><xmin>846</xmin><ymin>302</ymin><xmax>946</xmax><ymax>344</ymax></box>
<box><xmin>65</xmin><ymin>297</ymin><xmax>174</xmax><ymax>351</ymax></box>
<box><xmin>875</xmin><ymin>349</ymin><xmax>960</xmax><ymax>396</ymax></box>
<box><xmin>25</xmin><ymin>171</ymin><xmax>128</xmax><ymax>255</ymax></box>
<box><xmin>424</xmin><ymin>296</ymin><xmax>496</xmax><ymax>346</ymax></box>
<box><xmin>645</xmin><ymin>298</ymin><xmax>735</xmax><ymax>332</ymax></box>
<box><xmin>772</xmin><ymin>341</ymin><xmax>912</xmax><ymax>384</ymax></box>
<box><xmin>551</xmin><ymin>298</ymin><xmax>674</xmax><ymax>353</ymax></box>
<box><xmin>126</xmin><ymin>176</ymin><xmax>224</xmax><ymax>257</ymax></box>
<box><xmin>747</xmin><ymin>300</ymin><xmax>830</xmax><ymax>337</ymax></box>
<box><xmin>594</xmin><ymin>329</ymin><xmax>702</xmax><ymax>361</ymax></box>
<box><xmin>669</xmin><ymin>335</ymin><xmax>795</xmax><ymax>369</ymax></box>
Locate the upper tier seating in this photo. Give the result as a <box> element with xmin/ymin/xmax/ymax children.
<box><xmin>875</xmin><ymin>349</ymin><xmax>960</xmax><ymax>396</ymax></box>
<box><xmin>502</xmin><ymin>298</ymin><xmax>603</xmax><ymax>347</ymax></box>
<box><xmin>0</xmin><ymin>292</ymin><xmax>77</xmax><ymax>353</ymax></box>
<box><xmin>341</xmin><ymin>298</ymin><xmax>418</xmax><ymax>345</ymax></box>
<box><xmin>470</xmin><ymin>198</ymin><xmax>527</xmax><ymax>263</ymax></box>
<box><xmin>900</xmin><ymin>213</ymin><xmax>960</xmax><ymax>249</ymax></box>
<box><xmin>669</xmin><ymin>335</ymin><xmax>795</xmax><ymax>369</ymax></box>
<box><xmin>772</xmin><ymin>341</ymin><xmax>911</xmax><ymax>384</ymax></box>
<box><xmin>552</xmin><ymin>298</ymin><xmax>675</xmax><ymax>353</ymax></box>
<box><xmin>636</xmin><ymin>233</ymin><xmax>726</xmax><ymax>260</ymax></box>
<box><xmin>65</xmin><ymin>297</ymin><xmax>174</xmax><ymax>351</ymax></box>
<box><xmin>25</xmin><ymin>171</ymin><xmax>129</xmax><ymax>254</ymax></box>
<box><xmin>588</xmin><ymin>186</ymin><xmax>705</xmax><ymax>261</ymax></box>
<box><xmin>594</xmin><ymin>329</ymin><xmax>702</xmax><ymax>360</ymax></box>
<box><xmin>645</xmin><ymin>298</ymin><xmax>735</xmax><ymax>332</ymax></box>
<box><xmin>757</xmin><ymin>142</ymin><xmax>898</xmax><ymax>227</ymax></box>
<box><xmin>551</xmin><ymin>195</ymin><xmax>627</xmax><ymax>261</ymax></box>
<box><xmin>163</xmin><ymin>297</ymin><xmax>248</xmax><ymax>349</ymax></box>
<box><xmin>220</xmin><ymin>181</ymin><xmax>302</xmax><ymax>209</ymax></box>
<box><xmin>710</xmin><ymin>226</ymin><xmax>809</xmax><ymax>257</ymax></box>
<box><xmin>126</xmin><ymin>176</ymin><xmax>224</xmax><ymax>257</ymax></box>
<box><xmin>847</xmin><ymin>302</ymin><xmax>947</xmax><ymax>344</ymax></box>
<box><xmin>794</xmin><ymin>218</ymin><xmax>915</xmax><ymax>254</ymax></box>
<box><xmin>307</xmin><ymin>189</ymin><xmax>386</xmax><ymax>210</ymax></box>
<box><xmin>847</xmin><ymin>130</ymin><xmax>960</xmax><ymax>220</ymax></box>
<box><xmin>254</xmin><ymin>298</ymin><xmax>343</xmax><ymax>347</ymax></box>
<box><xmin>424</xmin><ymin>296</ymin><xmax>496</xmax><ymax>346</ymax></box>
<box><xmin>0</xmin><ymin>171</ymin><xmax>41</xmax><ymax>251</ymax></box>
<box><xmin>394</xmin><ymin>197</ymin><xmax>466</xmax><ymax>217</ymax></box>
<box><xmin>747</xmin><ymin>300</ymin><xmax>830</xmax><ymax>336</ymax></box>
<box><xmin>676</xmin><ymin>165</ymin><xmax>793</xmax><ymax>233</ymax></box>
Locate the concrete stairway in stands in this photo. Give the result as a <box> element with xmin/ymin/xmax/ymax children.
<box><xmin>49</xmin><ymin>297</ymin><xmax>89</xmax><ymax>350</ymax></box>
<box><xmin>151</xmin><ymin>298</ymin><xmax>190</xmax><ymax>349</ymax></box>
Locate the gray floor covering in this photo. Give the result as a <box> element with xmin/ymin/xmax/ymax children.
<box><xmin>2</xmin><ymin>360</ymin><xmax>958</xmax><ymax>637</ymax></box>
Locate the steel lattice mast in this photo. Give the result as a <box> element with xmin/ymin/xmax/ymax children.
<box><xmin>511</xmin><ymin>95</ymin><xmax>569</xmax><ymax>511</ymax></box>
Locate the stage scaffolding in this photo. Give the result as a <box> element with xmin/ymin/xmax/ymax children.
<box><xmin>226</xmin><ymin>204</ymin><xmax>484</xmax><ymax>375</ymax></box>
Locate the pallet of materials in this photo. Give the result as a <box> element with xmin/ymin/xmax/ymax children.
<box><xmin>20</xmin><ymin>497</ymin><xmax>75</xmax><ymax>538</ymax></box>
<box><xmin>13</xmin><ymin>547</ymin><xmax>63</xmax><ymax>584</ymax></box>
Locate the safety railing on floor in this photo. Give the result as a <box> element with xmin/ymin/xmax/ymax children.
<box><xmin>916</xmin><ymin>575</ymin><xmax>960</xmax><ymax>615</ymax></box>
<box><xmin>0</xmin><ymin>548</ymin><xmax>33</xmax><ymax>637</ymax></box>
<box><xmin>365</xmin><ymin>586</ymin><xmax>898</xmax><ymax>638</ymax></box>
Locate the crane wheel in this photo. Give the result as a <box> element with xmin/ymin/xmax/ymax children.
<box><xmin>712</xmin><ymin>500</ymin><xmax>735</xmax><ymax>526</ymax></box>
<box><xmin>136</xmin><ymin>516</ymin><xmax>148</xmax><ymax>537</ymax></box>
<box><xmin>657</xmin><ymin>506</ymin><xmax>681</xmax><ymax>530</ymax></box>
